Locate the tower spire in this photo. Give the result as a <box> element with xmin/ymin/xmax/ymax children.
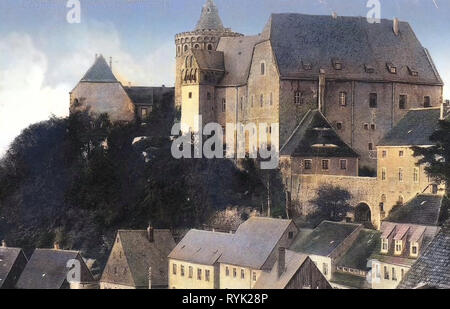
<box><xmin>195</xmin><ymin>0</ymin><xmax>224</xmax><ymax>31</ymax></box>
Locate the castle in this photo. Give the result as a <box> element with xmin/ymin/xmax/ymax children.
<box><xmin>175</xmin><ymin>0</ymin><xmax>443</xmax><ymax>170</ymax></box>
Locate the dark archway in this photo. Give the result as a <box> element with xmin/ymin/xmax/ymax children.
<box><xmin>355</xmin><ymin>203</ymin><xmax>372</xmax><ymax>224</ymax></box>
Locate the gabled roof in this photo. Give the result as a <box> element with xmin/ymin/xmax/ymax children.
<box><xmin>105</xmin><ymin>230</ymin><xmax>175</xmax><ymax>288</ymax></box>
<box><xmin>266</xmin><ymin>14</ymin><xmax>442</xmax><ymax>85</ymax></box>
<box><xmin>385</xmin><ymin>194</ymin><xmax>444</xmax><ymax>226</ymax></box>
<box><xmin>378</xmin><ymin>108</ymin><xmax>442</xmax><ymax>146</ymax></box>
<box><xmin>80</xmin><ymin>55</ymin><xmax>118</xmax><ymax>83</ymax></box>
<box><xmin>191</xmin><ymin>49</ymin><xmax>224</xmax><ymax>71</ymax></box>
<box><xmin>218</xmin><ymin>217</ymin><xmax>294</xmax><ymax>269</ymax></box>
<box><xmin>253</xmin><ymin>250</ymin><xmax>309</xmax><ymax>289</ymax></box>
<box><xmin>195</xmin><ymin>0</ymin><xmax>225</xmax><ymax>31</ymax></box>
<box><xmin>217</xmin><ymin>35</ymin><xmax>262</xmax><ymax>86</ymax></box>
<box><xmin>16</xmin><ymin>249</ymin><xmax>94</xmax><ymax>289</ymax></box>
<box><xmin>290</xmin><ymin>221</ymin><xmax>361</xmax><ymax>257</ymax></box>
<box><xmin>169</xmin><ymin>229</ymin><xmax>233</xmax><ymax>265</ymax></box>
<box><xmin>280</xmin><ymin>110</ymin><xmax>359</xmax><ymax>158</ymax></box>
<box><xmin>123</xmin><ymin>86</ymin><xmax>174</xmax><ymax>106</ymax></box>
<box><xmin>0</xmin><ymin>247</ymin><xmax>27</xmax><ymax>288</ymax></box>
<box><xmin>398</xmin><ymin>221</ymin><xmax>450</xmax><ymax>289</ymax></box>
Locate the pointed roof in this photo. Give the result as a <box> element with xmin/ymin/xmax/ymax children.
<box><xmin>0</xmin><ymin>247</ymin><xmax>27</xmax><ymax>288</ymax></box>
<box><xmin>80</xmin><ymin>55</ymin><xmax>118</xmax><ymax>83</ymax></box>
<box><xmin>195</xmin><ymin>0</ymin><xmax>225</xmax><ymax>31</ymax></box>
<box><xmin>281</xmin><ymin>110</ymin><xmax>359</xmax><ymax>158</ymax></box>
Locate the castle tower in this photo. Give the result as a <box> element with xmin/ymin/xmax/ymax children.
<box><xmin>174</xmin><ymin>0</ymin><xmax>242</xmax><ymax>109</ymax></box>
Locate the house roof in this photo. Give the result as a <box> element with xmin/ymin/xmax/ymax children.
<box><xmin>16</xmin><ymin>249</ymin><xmax>94</xmax><ymax>289</ymax></box>
<box><xmin>398</xmin><ymin>221</ymin><xmax>450</xmax><ymax>289</ymax></box>
<box><xmin>80</xmin><ymin>55</ymin><xmax>118</xmax><ymax>83</ymax></box>
<box><xmin>102</xmin><ymin>230</ymin><xmax>175</xmax><ymax>288</ymax></box>
<box><xmin>290</xmin><ymin>221</ymin><xmax>361</xmax><ymax>257</ymax></box>
<box><xmin>192</xmin><ymin>49</ymin><xmax>225</xmax><ymax>71</ymax></box>
<box><xmin>253</xmin><ymin>250</ymin><xmax>308</xmax><ymax>289</ymax></box>
<box><xmin>168</xmin><ymin>229</ymin><xmax>233</xmax><ymax>265</ymax></box>
<box><xmin>378</xmin><ymin>108</ymin><xmax>442</xmax><ymax>146</ymax></box>
<box><xmin>385</xmin><ymin>195</ymin><xmax>444</xmax><ymax>226</ymax></box>
<box><xmin>281</xmin><ymin>110</ymin><xmax>359</xmax><ymax>158</ymax></box>
<box><xmin>0</xmin><ymin>247</ymin><xmax>26</xmax><ymax>288</ymax></box>
<box><xmin>195</xmin><ymin>0</ymin><xmax>225</xmax><ymax>31</ymax></box>
<box><xmin>330</xmin><ymin>272</ymin><xmax>371</xmax><ymax>289</ymax></box>
<box><xmin>266</xmin><ymin>14</ymin><xmax>442</xmax><ymax>85</ymax></box>
<box><xmin>123</xmin><ymin>86</ymin><xmax>174</xmax><ymax>106</ymax></box>
<box><xmin>218</xmin><ymin>217</ymin><xmax>294</xmax><ymax>269</ymax></box>
<box><xmin>217</xmin><ymin>35</ymin><xmax>262</xmax><ymax>86</ymax></box>
<box><xmin>336</xmin><ymin>229</ymin><xmax>381</xmax><ymax>271</ymax></box>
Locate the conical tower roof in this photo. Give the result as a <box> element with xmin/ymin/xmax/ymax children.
<box><xmin>195</xmin><ymin>0</ymin><xmax>225</xmax><ymax>31</ymax></box>
<box><xmin>81</xmin><ymin>55</ymin><xmax>118</xmax><ymax>83</ymax></box>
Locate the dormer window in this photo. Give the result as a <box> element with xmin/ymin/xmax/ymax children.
<box><xmin>365</xmin><ymin>64</ymin><xmax>375</xmax><ymax>73</ymax></box>
<box><xmin>332</xmin><ymin>59</ymin><xmax>343</xmax><ymax>70</ymax></box>
<box><xmin>302</xmin><ymin>61</ymin><xmax>312</xmax><ymax>71</ymax></box>
<box><xmin>410</xmin><ymin>242</ymin><xmax>419</xmax><ymax>257</ymax></box>
<box><xmin>381</xmin><ymin>238</ymin><xmax>389</xmax><ymax>253</ymax></box>
<box><xmin>387</xmin><ymin>63</ymin><xmax>397</xmax><ymax>74</ymax></box>
<box><xmin>395</xmin><ymin>240</ymin><xmax>403</xmax><ymax>255</ymax></box>
<box><xmin>408</xmin><ymin>66</ymin><xmax>418</xmax><ymax>76</ymax></box>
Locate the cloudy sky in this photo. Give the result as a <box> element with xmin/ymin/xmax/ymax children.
<box><xmin>0</xmin><ymin>0</ymin><xmax>449</xmax><ymax>156</ymax></box>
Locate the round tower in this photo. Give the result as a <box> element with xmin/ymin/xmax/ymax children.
<box><xmin>174</xmin><ymin>0</ymin><xmax>242</xmax><ymax>109</ymax></box>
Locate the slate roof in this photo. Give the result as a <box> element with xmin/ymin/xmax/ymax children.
<box><xmin>0</xmin><ymin>247</ymin><xmax>27</xmax><ymax>288</ymax></box>
<box><xmin>123</xmin><ymin>86</ymin><xmax>174</xmax><ymax>106</ymax></box>
<box><xmin>331</xmin><ymin>272</ymin><xmax>370</xmax><ymax>289</ymax></box>
<box><xmin>195</xmin><ymin>0</ymin><xmax>224</xmax><ymax>31</ymax></box>
<box><xmin>378</xmin><ymin>108</ymin><xmax>442</xmax><ymax>146</ymax></box>
<box><xmin>16</xmin><ymin>249</ymin><xmax>94</xmax><ymax>289</ymax></box>
<box><xmin>266</xmin><ymin>14</ymin><xmax>442</xmax><ymax>85</ymax></box>
<box><xmin>217</xmin><ymin>35</ymin><xmax>262</xmax><ymax>86</ymax></box>
<box><xmin>290</xmin><ymin>221</ymin><xmax>361</xmax><ymax>257</ymax></box>
<box><xmin>398</xmin><ymin>221</ymin><xmax>450</xmax><ymax>289</ymax></box>
<box><xmin>218</xmin><ymin>217</ymin><xmax>294</xmax><ymax>269</ymax></box>
<box><xmin>169</xmin><ymin>229</ymin><xmax>233</xmax><ymax>265</ymax></box>
<box><xmin>102</xmin><ymin>230</ymin><xmax>175</xmax><ymax>288</ymax></box>
<box><xmin>253</xmin><ymin>250</ymin><xmax>308</xmax><ymax>289</ymax></box>
<box><xmin>385</xmin><ymin>194</ymin><xmax>444</xmax><ymax>226</ymax></box>
<box><xmin>280</xmin><ymin>110</ymin><xmax>359</xmax><ymax>158</ymax></box>
<box><xmin>192</xmin><ymin>49</ymin><xmax>225</xmax><ymax>71</ymax></box>
<box><xmin>80</xmin><ymin>55</ymin><xmax>118</xmax><ymax>83</ymax></box>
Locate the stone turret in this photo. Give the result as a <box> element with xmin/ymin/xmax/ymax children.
<box><xmin>174</xmin><ymin>0</ymin><xmax>242</xmax><ymax>109</ymax></box>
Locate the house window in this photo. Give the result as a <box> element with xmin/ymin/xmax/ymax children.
<box><xmin>382</xmin><ymin>150</ymin><xmax>387</xmax><ymax>158</ymax></box>
<box><xmin>322</xmin><ymin>160</ymin><xmax>330</xmax><ymax>170</ymax></box>
<box><xmin>399</xmin><ymin>168</ymin><xmax>404</xmax><ymax>182</ymax></box>
<box><xmin>424</xmin><ymin>96</ymin><xmax>431</xmax><ymax>108</ymax></box>
<box><xmin>339</xmin><ymin>92</ymin><xmax>347</xmax><ymax>106</ymax></box>
<box><xmin>384</xmin><ymin>266</ymin><xmax>389</xmax><ymax>280</ymax></box>
<box><xmin>288</xmin><ymin>231</ymin><xmax>294</xmax><ymax>239</ymax></box>
<box><xmin>188</xmin><ymin>92</ymin><xmax>193</xmax><ymax>99</ymax></box>
<box><xmin>395</xmin><ymin>240</ymin><xmax>403</xmax><ymax>255</ymax></box>
<box><xmin>252</xmin><ymin>272</ymin><xmax>257</xmax><ymax>282</ymax></box>
<box><xmin>172</xmin><ymin>264</ymin><xmax>177</xmax><ymax>275</ymax></box>
<box><xmin>270</xmin><ymin>92</ymin><xmax>273</xmax><ymax>106</ymax></box>
<box><xmin>371</xmin><ymin>124</ymin><xmax>376</xmax><ymax>131</ymax></box>
<box><xmin>414</xmin><ymin>168</ymin><xmax>419</xmax><ymax>183</ymax></box>
<box><xmin>387</xmin><ymin>63</ymin><xmax>397</xmax><ymax>74</ymax></box>
<box><xmin>225</xmin><ymin>266</ymin><xmax>230</xmax><ymax>276</ymax></box>
<box><xmin>241</xmin><ymin>269</ymin><xmax>245</xmax><ymax>279</ymax></box>
<box><xmin>364</xmin><ymin>123</ymin><xmax>369</xmax><ymax>130</ymax></box>
<box><xmin>398</xmin><ymin>196</ymin><xmax>404</xmax><ymax>205</ymax></box>
<box><xmin>392</xmin><ymin>268</ymin><xmax>397</xmax><ymax>281</ymax></box>
<box><xmin>369</xmin><ymin>93</ymin><xmax>378</xmax><ymax>108</ymax></box>
<box><xmin>222</xmin><ymin>98</ymin><xmax>226</xmax><ymax>112</ymax></box>
<box><xmin>294</xmin><ymin>91</ymin><xmax>303</xmax><ymax>105</ymax></box>
<box><xmin>323</xmin><ymin>263</ymin><xmax>329</xmax><ymax>276</ymax></box>
<box><xmin>205</xmin><ymin>270</ymin><xmax>210</xmax><ymax>282</ymax></box>
<box><xmin>336</xmin><ymin>122</ymin><xmax>343</xmax><ymax>130</ymax></box>
<box><xmin>233</xmin><ymin>268</ymin><xmax>237</xmax><ymax>278</ymax></box>
<box><xmin>369</xmin><ymin>143</ymin><xmax>374</xmax><ymax>151</ymax></box>
<box><xmin>197</xmin><ymin>268</ymin><xmax>202</xmax><ymax>280</ymax></box>
<box><xmin>333</xmin><ymin>61</ymin><xmax>343</xmax><ymax>70</ymax></box>
<box><xmin>340</xmin><ymin>159</ymin><xmax>347</xmax><ymax>170</ymax></box>
<box><xmin>188</xmin><ymin>266</ymin><xmax>193</xmax><ymax>278</ymax></box>
<box><xmin>261</xmin><ymin>62</ymin><xmax>266</xmax><ymax>75</ymax></box>
<box><xmin>207</xmin><ymin>92</ymin><xmax>212</xmax><ymax>100</ymax></box>
<box><xmin>381</xmin><ymin>168</ymin><xmax>387</xmax><ymax>181</ymax></box>
<box><xmin>399</xmin><ymin>95</ymin><xmax>407</xmax><ymax>110</ymax></box>
<box><xmin>304</xmin><ymin>160</ymin><xmax>312</xmax><ymax>170</ymax></box>
<box><xmin>381</xmin><ymin>238</ymin><xmax>389</xmax><ymax>253</ymax></box>
<box><xmin>411</xmin><ymin>243</ymin><xmax>419</xmax><ymax>256</ymax></box>
<box><xmin>181</xmin><ymin>265</ymin><xmax>185</xmax><ymax>277</ymax></box>
<box><xmin>260</xmin><ymin>94</ymin><xmax>264</xmax><ymax>107</ymax></box>
<box><xmin>141</xmin><ymin>108</ymin><xmax>148</xmax><ymax>118</ymax></box>
<box><xmin>399</xmin><ymin>150</ymin><xmax>404</xmax><ymax>157</ymax></box>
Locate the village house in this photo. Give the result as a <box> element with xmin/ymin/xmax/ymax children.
<box><xmin>16</xmin><ymin>245</ymin><xmax>96</xmax><ymax>289</ymax></box>
<box><xmin>70</xmin><ymin>54</ymin><xmax>174</xmax><ymax>122</ymax></box>
<box><xmin>370</xmin><ymin>194</ymin><xmax>444</xmax><ymax>289</ymax></box>
<box><xmin>0</xmin><ymin>241</ymin><xmax>28</xmax><ymax>289</ymax></box>
<box><xmin>253</xmin><ymin>248</ymin><xmax>331</xmax><ymax>289</ymax></box>
<box><xmin>100</xmin><ymin>227</ymin><xmax>176</xmax><ymax>289</ymax></box>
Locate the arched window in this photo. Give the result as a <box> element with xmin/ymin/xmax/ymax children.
<box><xmin>73</xmin><ymin>98</ymin><xmax>80</xmax><ymax>107</ymax></box>
<box><xmin>185</xmin><ymin>56</ymin><xmax>189</xmax><ymax>67</ymax></box>
<box><xmin>189</xmin><ymin>55</ymin><xmax>194</xmax><ymax>68</ymax></box>
<box><xmin>260</xmin><ymin>94</ymin><xmax>264</xmax><ymax>107</ymax></box>
<box><xmin>207</xmin><ymin>44</ymin><xmax>213</xmax><ymax>50</ymax></box>
<box><xmin>194</xmin><ymin>44</ymin><xmax>200</xmax><ymax>49</ymax></box>
<box><xmin>398</xmin><ymin>196</ymin><xmax>404</xmax><ymax>206</ymax></box>
<box><xmin>184</xmin><ymin>45</ymin><xmax>188</xmax><ymax>52</ymax></box>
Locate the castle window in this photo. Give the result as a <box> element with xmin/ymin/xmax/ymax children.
<box><xmin>368</xmin><ymin>143</ymin><xmax>374</xmax><ymax>151</ymax></box>
<box><xmin>322</xmin><ymin>160</ymin><xmax>330</xmax><ymax>170</ymax></box>
<box><xmin>294</xmin><ymin>91</ymin><xmax>303</xmax><ymax>105</ymax></box>
<box><xmin>381</xmin><ymin>168</ymin><xmax>387</xmax><ymax>180</ymax></box>
<box><xmin>369</xmin><ymin>93</ymin><xmax>378</xmax><ymax>108</ymax></box>
<box><xmin>371</xmin><ymin>124</ymin><xmax>376</xmax><ymax>131</ymax></box>
<box><xmin>184</xmin><ymin>45</ymin><xmax>188</xmax><ymax>52</ymax></box>
<box><xmin>364</xmin><ymin>123</ymin><xmax>369</xmax><ymax>130</ymax></box>
<box><xmin>339</xmin><ymin>92</ymin><xmax>347</xmax><ymax>106</ymax></box>
<box><xmin>194</xmin><ymin>44</ymin><xmax>200</xmax><ymax>49</ymax></box>
<box><xmin>336</xmin><ymin>122</ymin><xmax>343</xmax><ymax>130</ymax></box>
<box><xmin>188</xmin><ymin>92</ymin><xmax>192</xmax><ymax>99</ymax></box>
<box><xmin>260</xmin><ymin>62</ymin><xmax>266</xmax><ymax>75</ymax></box>
<box><xmin>414</xmin><ymin>168</ymin><xmax>419</xmax><ymax>183</ymax></box>
<box><xmin>340</xmin><ymin>159</ymin><xmax>347</xmax><ymax>170</ymax></box>
<box><xmin>399</xmin><ymin>95</ymin><xmax>407</xmax><ymax>110</ymax></box>
<box><xmin>304</xmin><ymin>160</ymin><xmax>312</xmax><ymax>170</ymax></box>
<box><xmin>398</xmin><ymin>195</ymin><xmax>404</xmax><ymax>205</ymax></box>
<box><xmin>207</xmin><ymin>44</ymin><xmax>213</xmax><ymax>50</ymax></box>
<box><xmin>398</xmin><ymin>168</ymin><xmax>404</xmax><ymax>182</ymax></box>
<box><xmin>424</xmin><ymin>96</ymin><xmax>431</xmax><ymax>108</ymax></box>
<box><xmin>222</xmin><ymin>98</ymin><xmax>226</xmax><ymax>112</ymax></box>
<box><xmin>260</xmin><ymin>94</ymin><xmax>264</xmax><ymax>107</ymax></box>
<box><xmin>382</xmin><ymin>150</ymin><xmax>387</xmax><ymax>158</ymax></box>
<box><xmin>399</xmin><ymin>150</ymin><xmax>404</xmax><ymax>157</ymax></box>
<box><xmin>240</xmin><ymin>97</ymin><xmax>243</xmax><ymax>110</ymax></box>
<box><xmin>207</xmin><ymin>92</ymin><xmax>212</xmax><ymax>101</ymax></box>
<box><xmin>270</xmin><ymin>92</ymin><xmax>273</xmax><ymax>106</ymax></box>
<box><xmin>73</xmin><ymin>98</ymin><xmax>80</xmax><ymax>107</ymax></box>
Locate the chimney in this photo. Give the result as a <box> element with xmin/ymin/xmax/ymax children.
<box><xmin>147</xmin><ymin>225</ymin><xmax>154</xmax><ymax>243</ymax></box>
<box><xmin>54</xmin><ymin>242</ymin><xmax>60</xmax><ymax>250</ymax></box>
<box><xmin>1</xmin><ymin>240</ymin><xmax>6</xmax><ymax>248</ymax></box>
<box><xmin>393</xmin><ymin>18</ymin><xmax>399</xmax><ymax>36</ymax></box>
<box><xmin>148</xmin><ymin>266</ymin><xmax>152</xmax><ymax>289</ymax></box>
<box><xmin>278</xmin><ymin>247</ymin><xmax>286</xmax><ymax>277</ymax></box>
<box><xmin>318</xmin><ymin>70</ymin><xmax>326</xmax><ymax>113</ymax></box>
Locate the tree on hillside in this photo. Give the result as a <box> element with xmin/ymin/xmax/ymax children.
<box><xmin>310</xmin><ymin>184</ymin><xmax>352</xmax><ymax>222</ymax></box>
